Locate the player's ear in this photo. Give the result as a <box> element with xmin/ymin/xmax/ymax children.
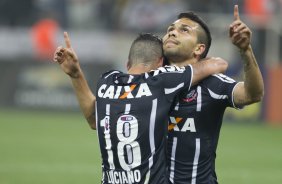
<box><xmin>157</xmin><ymin>57</ymin><xmax>164</xmax><ymax>67</ymax></box>
<box><xmin>127</xmin><ymin>61</ymin><xmax>131</xmax><ymax>70</ymax></box>
<box><xmin>194</xmin><ymin>44</ymin><xmax>205</xmax><ymax>59</ymax></box>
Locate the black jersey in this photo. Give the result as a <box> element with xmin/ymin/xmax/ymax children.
<box><xmin>167</xmin><ymin>74</ymin><xmax>240</xmax><ymax>184</ymax></box>
<box><xmin>95</xmin><ymin>65</ymin><xmax>193</xmax><ymax>184</ymax></box>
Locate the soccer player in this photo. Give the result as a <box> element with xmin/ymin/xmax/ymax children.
<box><xmin>163</xmin><ymin>5</ymin><xmax>264</xmax><ymax>184</ymax></box>
<box><xmin>54</xmin><ymin>33</ymin><xmax>227</xmax><ymax>183</ymax></box>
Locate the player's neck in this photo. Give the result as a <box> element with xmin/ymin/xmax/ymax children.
<box><xmin>128</xmin><ymin>64</ymin><xmax>151</xmax><ymax>74</ymax></box>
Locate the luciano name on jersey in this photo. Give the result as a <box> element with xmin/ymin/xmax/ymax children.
<box><xmin>104</xmin><ymin>169</ymin><xmax>141</xmax><ymax>183</ymax></box>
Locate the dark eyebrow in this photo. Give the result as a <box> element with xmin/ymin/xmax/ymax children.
<box><xmin>168</xmin><ymin>23</ymin><xmax>175</xmax><ymax>28</ymax></box>
<box><xmin>168</xmin><ymin>23</ymin><xmax>193</xmax><ymax>30</ymax></box>
<box><xmin>180</xmin><ymin>24</ymin><xmax>192</xmax><ymax>29</ymax></box>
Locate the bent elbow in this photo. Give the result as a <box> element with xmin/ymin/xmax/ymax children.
<box><xmin>257</xmin><ymin>88</ymin><xmax>264</xmax><ymax>102</ymax></box>
<box><xmin>86</xmin><ymin>115</ymin><xmax>97</xmax><ymax>130</ymax></box>
<box><xmin>215</xmin><ymin>57</ymin><xmax>228</xmax><ymax>73</ymax></box>
<box><xmin>251</xmin><ymin>90</ymin><xmax>264</xmax><ymax>103</ymax></box>
<box><xmin>90</xmin><ymin>124</ymin><xmax>96</xmax><ymax>130</ymax></box>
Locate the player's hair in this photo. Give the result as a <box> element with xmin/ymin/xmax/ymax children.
<box><xmin>128</xmin><ymin>33</ymin><xmax>163</xmax><ymax>67</ymax></box>
<box><xmin>178</xmin><ymin>12</ymin><xmax>212</xmax><ymax>59</ymax></box>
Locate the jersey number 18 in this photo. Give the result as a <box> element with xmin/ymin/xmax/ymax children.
<box><xmin>101</xmin><ymin>114</ymin><xmax>141</xmax><ymax>171</ymax></box>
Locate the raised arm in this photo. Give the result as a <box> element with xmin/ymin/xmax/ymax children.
<box><xmin>191</xmin><ymin>57</ymin><xmax>228</xmax><ymax>85</ymax></box>
<box><xmin>53</xmin><ymin>32</ymin><xmax>96</xmax><ymax>129</ymax></box>
<box><xmin>229</xmin><ymin>5</ymin><xmax>264</xmax><ymax>106</ymax></box>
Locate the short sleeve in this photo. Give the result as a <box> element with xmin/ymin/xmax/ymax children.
<box><xmin>147</xmin><ymin>65</ymin><xmax>193</xmax><ymax>102</ymax></box>
<box><xmin>201</xmin><ymin>74</ymin><xmax>240</xmax><ymax>109</ymax></box>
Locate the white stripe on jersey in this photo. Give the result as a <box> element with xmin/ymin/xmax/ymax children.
<box><xmin>212</xmin><ymin>73</ymin><xmax>236</xmax><ymax>83</ymax></box>
<box><xmin>191</xmin><ymin>138</ymin><xmax>201</xmax><ymax>184</ymax></box>
<box><xmin>169</xmin><ymin>137</ymin><xmax>178</xmax><ymax>183</ymax></box>
<box><xmin>144</xmin><ymin>99</ymin><xmax>158</xmax><ymax>184</ymax></box>
<box><xmin>106</xmin><ymin>104</ymin><xmax>110</xmax><ymax>115</ymax></box>
<box><xmin>164</xmin><ymin>83</ymin><xmax>184</xmax><ymax>94</ymax></box>
<box><xmin>145</xmin><ymin>72</ymin><xmax>149</xmax><ymax>79</ymax></box>
<box><xmin>124</xmin><ymin>104</ymin><xmax>131</xmax><ymax>114</ymax></box>
<box><xmin>189</xmin><ymin>64</ymin><xmax>193</xmax><ymax>91</ymax></box>
<box><xmin>105</xmin><ymin>104</ymin><xmax>115</xmax><ymax>170</ymax></box>
<box><xmin>231</xmin><ymin>82</ymin><xmax>244</xmax><ymax>109</ymax></box>
<box><xmin>196</xmin><ymin>86</ymin><xmax>202</xmax><ymax>112</ymax></box>
<box><xmin>105</xmin><ymin>71</ymin><xmax>120</xmax><ymax>79</ymax></box>
<box><xmin>102</xmin><ymin>169</ymin><xmax>105</xmax><ymax>184</ymax></box>
<box><xmin>96</xmin><ymin>101</ymin><xmax>105</xmax><ymax>183</ymax></box>
<box><xmin>95</xmin><ymin>101</ymin><xmax>98</xmax><ymax>130</ymax></box>
<box><xmin>174</xmin><ymin>102</ymin><xmax>179</xmax><ymax>111</ymax></box>
<box><xmin>207</xmin><ymin>88</ymin><xmax>228</xmax><ymax>100</ymax></box>
<box><xmin>127</xmin><ymin>75</ymin><xmax>134</xmax><ymax>83</ymax></box>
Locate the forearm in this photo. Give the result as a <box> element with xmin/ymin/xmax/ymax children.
<box><xmin>70</xmin><ymin>70</ymin><xmax>96</xmax><ymax>129</ymax></box>
<box><xmin>240</xmin><ymin>45</ymin><xmax>264</xmax><ymax>102</ymax></box>
<box><xmin>192</xmin><ymin>57</ymin><xmax>228</xmax><ymax>85</ymax></box>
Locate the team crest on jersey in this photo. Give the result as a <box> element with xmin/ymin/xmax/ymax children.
<box><xmin>182</xmin><ymin>89</ymin><xmax>197</xmax><ymax>102</ymax></box>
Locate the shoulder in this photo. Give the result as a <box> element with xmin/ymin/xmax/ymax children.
<box><xmin>100</xmin><ymin>70</ymin><xmax>122</xmax><ymax>79</ymax></box>
<box><xmin>146</xmin><ymin>65</ymin><xmax>189</xmax><ymax>77</ymax></box>
<box><xmin>199</xmin><ymin>74</ymin><xmax>239</xmax><ymax>102</ymax></box>
<box><xmin>202</xmin><ymin>73</ymin><xmax>237</xmax><ymax>86</ymax></box>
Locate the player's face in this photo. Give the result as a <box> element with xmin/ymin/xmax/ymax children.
<box><xmin>163</xmin><ymin>18</ymin><xmax>200</xmax><ymax>61</ymax></box>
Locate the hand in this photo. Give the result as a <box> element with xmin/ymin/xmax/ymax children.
<box><xmin>53</xmin><ymin>32</ymin><xmax>81</xmax><ymax>78</ymax></box>
<box><xmin>229</xmin><ymin>5</ymin><xmax>252</xmax><ymax>51</ymax></box>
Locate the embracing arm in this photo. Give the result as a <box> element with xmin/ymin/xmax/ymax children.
<box><xmin>53</xmin><ymin>32</ymin><xmax>97</xmax><ymax>129</ymax></box>
<box><xmin>191</xmin><ymin>57</ymin><xmax>228</xmax><ymax>85</ymax></box>
<box><xmin>230</xmin><ymin>5</ymin><xmax>264</xmax><ymax>106</ymax></box>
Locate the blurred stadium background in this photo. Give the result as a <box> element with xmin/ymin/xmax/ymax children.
<box><xmin>0</xmin><ymin>0</ymin><xmax>281</xmax><ymax>183</ymax></box>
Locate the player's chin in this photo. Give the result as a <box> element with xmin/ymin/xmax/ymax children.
<box><xmin>164</xmin><ymin>43</ymin><xmax>178</xmax><ymax>49</ymax></box>
<box><xmin>164</xmin><ymin>48</ymin><xmax>178</xmax><ymax>56</ymax></box>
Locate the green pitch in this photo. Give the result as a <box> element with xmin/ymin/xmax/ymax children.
<box><xmin>0</xmin><ymin>108</ymin><xmax>281</xmax><ymax>184</ymax></box>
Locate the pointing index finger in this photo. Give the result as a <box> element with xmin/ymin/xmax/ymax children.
<box><xmin>64</xmin><ymin>31</ymin><xmax>72</xmax><ymax>48</ymax></box>
<box><xmin>234</xmin><ymin>5</ymin><xmax>240</xmax><ymax>20</ymax></box>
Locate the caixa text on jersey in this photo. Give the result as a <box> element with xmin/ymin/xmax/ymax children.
<box><xmin>98</xmin><ymin>83</ymin><xmax>152</xmax><ymax>99</ymax></box>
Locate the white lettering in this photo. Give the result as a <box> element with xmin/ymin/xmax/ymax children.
<box><xmin>104</xmin><ymin>170</ymin><xmax>141</xmax><ymax>183</ymax></box>
<box><xmin>122</xmin><ymin>171</ymin><xmax>129</xmax><ymax>183</ymax></box>
<box><xmin>169</xmin><ymin>117</ymin><xmax>180</xmax><ymax>131</ymax></box>
<box><xmin>106</xmin><ymin>171</ymin><xmax>114</xmax><ymax>183</ymax></box>
<box><xmin>166</xmin><ymin>65</ymin><xmax>176</xmax><ymax>72</ymax></box>
<box><xmin>103</xmin><ymin>85</ymin><xmax>115</xmax><ymax>99</ymax></box>
<box><xmin>136</xmin><ymin>83</ymin><xmax>152</xmax><ymax>98</ymax></box>
<box><xmin>114</xmin><ymin>86</ymin><xmax>122</xmax><ymax>99</ymax></box>
<box><xmin>134</xmin><ymin>170</ymin><xmax>141</xmax><ymax>182</ymax></box>
<box><xmin>114</xmin><ymin>172</ymin><xmax>119</xmax><ymax>183</ymax></box>
<box><xmin>123</xmin><ymin>86</ymin><xmax>134</xmax><ymax>99</ymax></box>
<box><xmin>169</xmin><ymin>117</ymin><xmax>196</xmax><ymax>132</ymax></box>
<box><xmin>181</xmin><ymin>118</ymin><xmax>196</xmax><ymax>132</ymax></box>
<box><xmin>151</xmin><ymin>66</ymin><xmax>186</xmax><ymax>76</ymax></box>
<box><xmin>127</xmin><ymin>170</ymin><xmax>135</xmax><ymax>183</ymax></box>
<box><xmin>118</xmin><ymin>172</ymin><xmax>122</xmax><ymax>183</ymax></box>
<box><xmin>153</xmin><ymin>67</ymin><xmax>166</xmax><ymax>76</ymax></box>
<box><xmin>98</xmin><ymin>84</ymin><xmax>107</xmax><ymax>97</ymax></box>
<box><xmin>98</xmin><ymin>83</ymin><xmax>152</xmax><ymax>99</ymax></box>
